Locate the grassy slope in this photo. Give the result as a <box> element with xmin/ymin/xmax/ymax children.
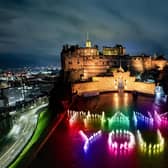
<box><xmin>9</xmin><ymin>108</ymin><xmax>51</xmax><ymax>168</ymax></box>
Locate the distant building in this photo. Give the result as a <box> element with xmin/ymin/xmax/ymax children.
<box><xmin>61</xmin><ymin>39</ymin><xmax>168</xmax><ymax>82</ymax></box>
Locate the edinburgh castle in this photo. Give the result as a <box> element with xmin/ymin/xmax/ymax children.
<box><xmin>61</xmin><ymin>38</ymin><xmax>167</xmax><ymax>83</ymax></box>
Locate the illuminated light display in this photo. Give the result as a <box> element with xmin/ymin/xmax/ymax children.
<box><xmin>69</xmin><ymin>111</ymin><xmax>78</xmax><ymax>126</ymax></box>
<box><xmin>85</xmin><ymin>111</ymin><xmax>102</xmax><ymax>122</ymax></box>
<box><xmin>68</xmin><ymin>110</ymin><xmax>168</xmax><ymax>131</ymax></box>
<box><xmin>134</xmin><ymin>110</ymin><xmax>168</xmax><ymax>130</ymax></box>
<box><xmin>83</xmin><ymin>111</ymin><xmax>103</xmax><ymax>129</ymax></box>
<box><xmin>147</xmin><ymin>111</ymin><xmax>153</xmax><ymax>119</ymax></box>
<box><xmin>79</xmin><ymin>130</ymin><xmax>102</xmax><ymax>152</ymax></box>
<box><xmin>154</xmin><ymin>110</ymin><xmax>161</xmax><ymax>128</ymax></box>
<box><xmin>67</xmin><ymin>109</ymin><xmax>168</xmax><ymax>156</ymax></box>
<box><xmin>68</xmin><ymin>110</ymin><xmax>105</xmax><ymax>129</ymax></box>
<box><xmin>153</xmin><ymin>111</ymin><xmax>168</xmax><ymax>129</ymax></box>
<box><xmin>159</xmin><ymin>112</ymin><xmax>168</xmax><ymax>129</ymax></box>
<box><xmin>101</xmin><ymin>111</ymin><xmax>106</xmax><ymax>129</ymax></box>
<box><xmin>108</xmin><ymin>112</ymin><xmax>130</xmax><ymax>130</ymax></box>
<box><xmin>134</xmin><ymin>112</ymin><xmax>153</xmax><ymax>129</ymax></box>
<box><xmin>137</xmin><ymin>129</ymin><xmax>164</xmax><ymax>155</ymax></box>
<box><xmin>133</xmin><ymin>111</ymin><xmax>138</xmax><ymax>128</ymax></box>
<box><xmin>153</xmin><ymin>110</ymin><xmax>167</xmax><ymax>128</ymax></box>
<box><xmin>108</xmin><ymin>129</ymin><xmax>135</xmax><ymax>153</ymax></box>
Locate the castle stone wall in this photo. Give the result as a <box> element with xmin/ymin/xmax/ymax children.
<box><xmin>72</xmin><ymin>76</ymin><xmax>155</xmax><ymax>95</ymax></box>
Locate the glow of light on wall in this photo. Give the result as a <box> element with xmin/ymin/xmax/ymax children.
<box><xmin>137</xmin><ymin>129</ymin><xmax>164</xmax><ymax>155</ymax></box>
<box><xmin>79</xmin><ymin>130</ymin><xmax>102</xmax><ymax>152</ymax></box>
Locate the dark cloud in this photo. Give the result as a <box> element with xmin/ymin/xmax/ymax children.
<box><xmin>0</xmin><ymin>0</ymin><xmax>168</xmax><ymax>67</ymax></box>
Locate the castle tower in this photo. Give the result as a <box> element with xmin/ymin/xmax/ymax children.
<box><xmin>85</xmin><ymin>32</ymin><xmax>91</xmax><ymax>48</ymax></box>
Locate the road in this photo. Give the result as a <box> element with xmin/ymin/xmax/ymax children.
<box><xmin>0</xmin><ymin>103</ymin><xmax>48</xmax><ymax>168</ymax></box>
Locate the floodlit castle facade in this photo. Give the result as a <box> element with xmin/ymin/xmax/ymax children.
<box><xmin>61</xmin><ymin>39</ymin><xmax>167</xmax><ymax>82</ymax></box>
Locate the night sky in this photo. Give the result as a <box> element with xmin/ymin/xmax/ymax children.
<box><xmin>0</xmin><ymin>0</ymin><xmax>168</xmax><ymax>67</ymax></box>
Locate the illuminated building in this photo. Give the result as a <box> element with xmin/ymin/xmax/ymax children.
<box><xmin>61</xmin><ymin>39</ymin><xmax>168</xmax><ymax>82</ymax></box>
<box><xmin>61</xmin><ymin>38</ymin><xmax>130</xmax><ymax>82</ymax></box>
<box><xmin>103</xmin><ymin>44</ymin><xmax>126</xmax><ymax>56</ymax></box>
<box><xmin>72</xmin><ymin>67</ymin><xmax>156</xmax><ymax>95</ymax></box>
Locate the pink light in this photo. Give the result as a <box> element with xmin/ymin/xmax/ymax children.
<box><xmin>153</xmin><ymin>111</ymin><xmax>168</xmax><ymax>129</ymax></box>
<box><xmin>69</xmin><ymin>111</ymin><xmax>78</xmax><ymax>126</ymax></box>
<box><xmin>154</xmin><ymin>110</ymin><xmax>161</xmax><ymax>126</ymax></box>
<box><xmin>108</xmin><ymin>130</ymin><xmax>135</xmax><ymax>153</ymax></box>
<box><xmin>156</xmin><ymin>112</ymin><xmax>168</xmax><ymax>129</ymax></box>
<box><xmin>79</xmin><ymin>130</ymin><xmax>88</xmax><ymax>141</ymax></box>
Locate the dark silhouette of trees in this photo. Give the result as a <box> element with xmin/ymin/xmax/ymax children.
<box><xmin>49</xmin><ymin>76</ymin><xmax>72</xmax><ymax>116</ymax></box>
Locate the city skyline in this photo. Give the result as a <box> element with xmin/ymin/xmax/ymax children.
<box><xmin>0</xmin><ymin>0</ymin><xmax>168</xmax><ymax>67</ymax></box>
